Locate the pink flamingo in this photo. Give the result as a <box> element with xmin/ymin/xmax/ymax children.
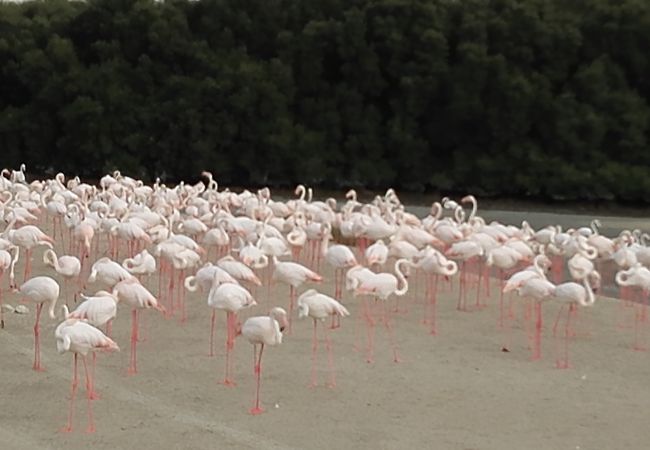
<box><xmin>411</xmin><ymin>247</ymin><xmax>458</xmax><ymax>335</ymax></box>
<box><xmin>550</xmin><ymin>271</ymin><xmax>599</xmax><ymax>369</ymax></box>
<box><xmin>352</xmin><ymin>259</ymin><xmax>409</xmax><ymax>363</ymax></box>
<box><xmin>43</xmin><ymin>249</ymin><xmax>81</xmax><ymax>304</ymax></box>
<box><xmin>5</xmin><ymin>221</ymin><xmax>54</xmax><ymax>282</ymax></box>
<box><xmin>0</xmin><ymin>245</ymin><xmax>19</xmax><ymax>328</ymax></box>
<box><xmin>271</xmin><ymin>255</ymin><xmax>322</xmax><ymax>333</ymax></box>
<box><xmin>207</xmin><ymin>281</ymin><xmax>257</xmax><ymax>385</ymax></box>
<box><xmin>241</xmin><ymin>307</ymin><xmax>288</xmax><ymax>415</ymax></box>
<box><xmin>55</xmin><ymin>315</ymin><xmax>119</xmax><ymax>433</ymax></box>
<box><xmin>445</xmin><ymin>240</ymin><xmax>483</xmax><ymax>311</ymax></box>
<box><xmin>511</xmin><ymin>277</ymin><xmax>555</xmax><ymax>359</ymax></box>
<box><xmin>615</xmin><ymin>264</ymin><xmax>650</xmax><ymax>350</ymax></box>
<box><xmin>297</xmin><ymin>289</ymin><xmax>350</xmax><ymax>387</ymax></box>
<box><xmin>112</xmin><ymin>278</ymin><xmax>165</xmax><ymax>374</ymax></box>
<box><xmin>15</xmin><ymin>276</ymin><xmax>60</xmax><ymax>370</ymax></box>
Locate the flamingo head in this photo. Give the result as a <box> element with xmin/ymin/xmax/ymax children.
<box><xmin>270</xmin><ymin>307</ymin><xmax>288</xmax><ymax>331</ymax></box>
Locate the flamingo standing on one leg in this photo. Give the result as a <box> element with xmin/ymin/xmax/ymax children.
<box><xmin>297</xmin><ymin>289</ymin><xmax>350</xmax><ymax>388</ymax></box>
<box><xmin>55</xmin><ymin>314</ymin><xmax>119</xmax><ymax>433</ymax></box>
<box><xmin>15</xmin><ymin>276</ymin><xmax>60</xmax><ymax>370</ymax></box>
<box><xmin>207</xmin><ymin>281</ymin><xmax>257</xmax><ymax>386</ymax></box>
<box><xmin>112</xmin><ymin>278</ymin><xmax>165</xmax><ymax>374</ymax></box>
<box><xmin>241</xmin><ymin>307</ymin><xmax>288</xmax><ymax>415</ymax></box>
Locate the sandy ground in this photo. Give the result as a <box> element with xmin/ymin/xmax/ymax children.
<box><xmin>1</xmin><ymin>213</ymin><xmax>649</xmax><ymax>450</ymax></box>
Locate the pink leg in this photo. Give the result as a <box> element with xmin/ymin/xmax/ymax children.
<box><xmin>179</xmin><ymin>269</ymin><xmax>187</xmax><ymax>323</ymax></box>
<box><xmin>430</xmin><ymin>275</ymin><xmax>439</xmax><ymax>335</ymax></box>
<box><xmin>33</xmin><ymin>303</ymin><xmax>45</xmax><ymax>371</ymax></box>
<box><xmin>309</xmin><ymin>318</ymin><xmax>319</xmax><ymax>387</ymax></box>
<box><xmin>60</xmin><ymin>353</ymin><xmax>78</xmax><ymax>433</ymax></box>
<box><xmin>222</xmin><ymin>311</ymin><xmax>236</xmax><ymax>386</ymax></box>
<box><xmin>633</xmin><ymin>303</ymin><xmax>647</xmax><ymax>351</ymax></box>
<box><xmin>287</xmin><ymin>286</ymin><xmax>295</xmax><ymax>334</ymax></box>
<box><xmin>557</xmin><ymin>305</ymin><xmax>574</xmax><ymax>369</ymax></box>
<box><xmin>250</xmin><ymin>344</ymin><xmax>265</xmax><ymax>415</ymax></box>
<box><xmin>128</xmin><ymin>309</ymin><xmax>138</xmax><ymax>375</ymax></box>
<box><xmin>0</xmin><ymin>281</ymin><xmax>4</xmax><ymax>329</ymax></box>
<box><xmin>209</xmin><ymin>309</ymin><xmax>216</xmax><ymax>357</ymax></box>
<box><xmin>324</xmin><ymin>324</ymin><xmax>336</xmax><ymax>388</ymax></box>
<box><xmin>87</xmin><ymin>352</ymin><xmax>100</xmax><ymax>400</ymax></box>
<box><xmin>365</xmin><ymin>299</ymin><xmax>376</xmax><ymax>363</ymax></box>
<box><xmin>82</xmin><ymin>356</ymin><xmax>96</xmax><ymax>432</ymax></box>
<box><xmin>381</xmin><ymin>301</ymin><xmax>401</xmax><ymax>363</ymax></box>
<box><xmin>24</xmin><ymin>248</ymin><xmax>32</xmax><ymax>283</ymax></box>
<box><xmin>531</xmin><ymin>302</ymin><xmax>543</xmax><ymax>360</ymax></box>
<box><xmin>457</xmin><ymin>262</ymin><xmax>465</xmax><ymax>311</ymax></box>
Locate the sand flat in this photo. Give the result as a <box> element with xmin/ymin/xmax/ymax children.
<box><xmin>1</xmin><ymin>215</ymin><xmax>649</xmax><ymax>450</ymax></box>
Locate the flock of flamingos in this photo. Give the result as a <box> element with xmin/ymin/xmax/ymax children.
<box><xmin>0</xmin><ymin>165</ymin><xmax>648</xmax><ymax>433</ymax></box>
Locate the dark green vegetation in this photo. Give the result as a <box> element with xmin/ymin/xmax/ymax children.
<box><xmin>1</xmin><ymin>0</ymin><xmax>649</xmax><ymax>201</ymax></box>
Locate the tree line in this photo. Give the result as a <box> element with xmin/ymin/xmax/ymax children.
<box><xmin>1</xmin><ymin>0</ymin><xmax>650</xmax><ymax>201</ymax></box>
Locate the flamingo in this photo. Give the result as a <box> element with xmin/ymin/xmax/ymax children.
<box><xmin>184</xmin><ymin>263</ymin><xmax>238</xmax><ymax>297</ymax></box>
<box><xmin>353</xmin><ymin>259</ymin><xmax>409</xmax><ymax>363</ymax></box>
<box><xmin>43</xmin><ymin>249</ymin><xmax>81</xmax><ymax>303</ymax></box>
<box><xmin>241</xmin><ymin>307</ymin><xmax>288</xmax><ymax>415</ymax></box>
<box><xmin>321</xmin><ymin>223</ymin><xmax>357</xmax><ymax>300</ymax></box>
<box><xmin>615</xmin><ymin>264</ymin><xmax>650</xmax><ymax>350</ymax></box>
<box><xmin>15</xmin><ymin>276</ymin><xmax>60</xmax><ymax>371</ymax></box>
<box><xmin>511</xmin><ymin>277</ymin><xmax>556</xmax><ymax>359</ymax></box>
<box><xmin>297</xmin><ymin>289</ymin><xmax>350</xmax><ymax>387</ymax></box>
<box><xmin>55</xmin><ymin>313</ymin><xmax>119</xmax><ymax>433</ymax></box>
<box><xmin>0</xmin><ymin>245</ymin><xmax>19</xmax><ymax>328</ymax></box>
<box><xmin>68</xmin><ymin>290</ymin><xmax>119</xmax><ymax>338</ymax></box>
<box><xmin>4</xmin><ymin>221</ymin><xmax>54</xmax><ymax>282</ymax></box>
<box><xmin>207</xmin><ymin>281</ymin><xmax>257</xmax><ymax>385</ymax></box>
<box><xmin>364</xmin><ymin>239</ymin><xmax>388</xmax><ymax>268</ymax></box>
<box><xmin>550</xmin><ymin>271</ymin><xmax>599</xmax><ymax>369</ymax></box>
<box><xmin>271</xmin><ymin>256</ymin><xmax>322</xmax><ymax>332</ymax></box>
<box><xmin>445</xmin><ymin>240</ymin><xmax>483</xmax><ymax>311</ymax></box>
<box><xmin>411</xmin><ymin>247</ymin><xmax>458</xmax><ymax>335</ymax></box>
<box><xmin>87</xmin><ymin>257</ymin><xmax>134</xmax><ymax>289</ymax></box>
<box><xmin>112</xmin><ymin>278</ymin><xmax>165</xmax><ymax>374</ymax></box>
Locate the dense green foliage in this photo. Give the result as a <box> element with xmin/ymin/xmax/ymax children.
<box><xmin>1</xmin><ymin>0</ymin><xmax>650</xmax><ymax>201</ymax></box>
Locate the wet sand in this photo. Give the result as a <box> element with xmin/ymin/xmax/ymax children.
<box><xmin>1</xmin><ymin>213</ymin><xmax>649</xmax><ymax>450</ymax></box>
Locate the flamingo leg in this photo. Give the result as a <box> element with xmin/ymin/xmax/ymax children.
<box><xmin>179</xmin><ymin>269</ymin><xmax>186</xmax><ymax>323</ymax></box>
<box><xmin>128</xmin><ymin>308</ymin><xmax>138</xmax><ymax>375</ymax></box>
<box><xmin>365</xmin><ymin>298</ymin><xmax>376</xmax><ymax>363</ymax></box>
<box><xmin>324</xmin><ymin>323</ymin><xmax>336</xmax><ymax>388</ymax></box>
<box><xmin>422</xmin><ymin>275</ymin><xmax>430</xmax><ymax>325</ymax></box>
<box><xmin>381</xmin><ymin>300</ymin><xmax>401</xmax><ymax>363</ymax></box>
<box><xmin>209</xmin><ymin>309</ymin><xmax>216</xmax><ymax>357</ymax></box>
<box><xmin>250</xmin><ymin>343</ymin><xmax>265</xmax><ymax>415</ymax></box>
<box><xmin>24</xmin><ymin>248</ymin><xmax>32</xmax><ymax>284</ymax></box>
<box><xmin>33</xmin><ymin>303</ymin><xmax>44</xmax><ymax>371</ymax></box>
<box><xmin>0</xmin><ymin>281</ymin><xmax>4</xmax><ymax>329</ymax></box>
<box><xmin>532</xmin><ymin>301</ymin><xmax>543</xmax><ymax>360</ymax></box>
<box><xmin>88</xmin><ymin>352</ymin><xmax>100</xmax><ymax>400</ymax></box>
<box><xmin>82</xmin><ymin>355</ymin><xmax>96</xmax><ymax>433</ymax></box>
<box><xmin>222</xmin><ymin>311</ymin><xmax>236</xmax><ymax>386</ymax></box>
<box><xmin>287</xmin><ymin>286</ymin><xmax>295</xmax><ymax>334</ymax></box>
<box><xmin>310</xmin><ymin>318</ymin><xmax>319</xmax><ymax>388</ymax></box>
<box><xmin>556</xmin><ymin>305</ymin><xmax>573</xmax><ymax>369</ymax></box>
<box><xmin>60</xmin><ymin>353</ymin><xmax>78</xmax><ymax>433</ymax></box>
<box><xmin>430</xmin><ymin>275</ymin><xmax>439</xmax><ymax>335</ymax></box>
